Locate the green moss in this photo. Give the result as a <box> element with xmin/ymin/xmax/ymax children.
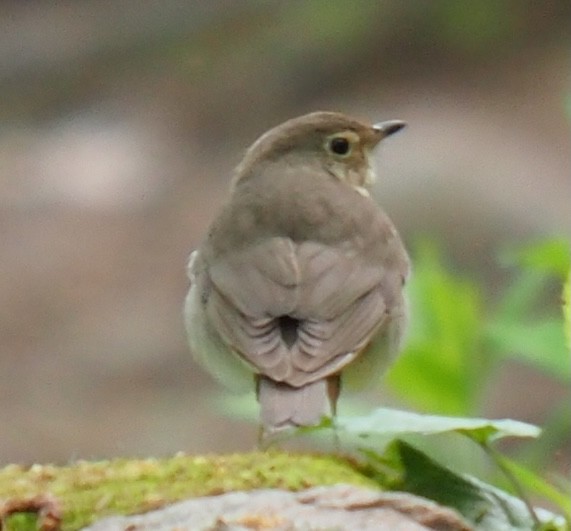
<box><xmin>0</xmin><ymin>452</ymin><xmax>378</xmax><ymax>529</ymax></box>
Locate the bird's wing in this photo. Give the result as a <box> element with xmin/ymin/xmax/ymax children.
<box><xmin>185</xmin><ymin>250</ymin><xmax>255</xmax><ymax>391</ymax></box>
<box><xmin>205</xmin><ymin>237</ymin><xmax>393</xmax><ymax>386</ymax></box>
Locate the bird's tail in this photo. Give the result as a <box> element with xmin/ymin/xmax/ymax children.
<box><xmin>257</xmin><ymin>376</ymin><xmax>333</xmax><ymax>436</ymax></box>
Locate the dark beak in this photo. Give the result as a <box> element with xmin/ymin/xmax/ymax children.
<box><xmin>373</xmin><ymin>120</ymin><xmax>407</xmax><ymax>139</ymax></box>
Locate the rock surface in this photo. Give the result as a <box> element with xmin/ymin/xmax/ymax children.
<box><xmin>84</xmin><ymin>485</ymin><xmax>472</xmax><ymax>531</ymax></box>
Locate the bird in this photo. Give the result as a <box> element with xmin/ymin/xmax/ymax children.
<box><xmin>184</xmin><ymin>111</ymin><xmax>410</xmax><ymax>441</ymax></box>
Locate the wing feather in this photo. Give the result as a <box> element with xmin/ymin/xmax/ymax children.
<box><xmin>209</xmin><ymin>237</ymin><xmax>299</xmax><ymax>317</ymax></box>
<box><xmin>202</xmin><ymin>236</ymin><xmax>394</xmax><ymax>385</ymax></box>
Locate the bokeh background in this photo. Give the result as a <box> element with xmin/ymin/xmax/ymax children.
<box><xmin>1</xmin><ymin>1</ymin><xmax>569</xmax><ymax>466</ymax></box>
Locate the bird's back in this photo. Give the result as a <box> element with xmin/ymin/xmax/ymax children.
<box><xmin>194</xmin><ymin>163</ymin><xmax>409</xmax><ymax>387</ymax></box>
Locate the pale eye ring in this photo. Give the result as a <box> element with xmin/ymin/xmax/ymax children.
<box><xmin>329</xmin><ymin>137</ymin><xmax>351</xmax><ymax>156</ymax></box>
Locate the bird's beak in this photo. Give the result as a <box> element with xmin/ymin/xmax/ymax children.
<box><xmin>371</xmin><ymin>120</ymin><xmax>406</xmax><ymax>144</ymax></box>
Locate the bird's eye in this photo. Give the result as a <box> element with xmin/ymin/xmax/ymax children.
<box><xmin>329</xmin><ymin>137</ymin><xmax>351</xmax><ymax>156</ymax></box>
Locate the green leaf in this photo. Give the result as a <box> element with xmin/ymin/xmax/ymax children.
<box><xmin>501</xmin><ymin>238</ymin><xmax>570</xmax><ymax>278</ymax></box>
<box><xmin>492</xmin><ymin>453</ymin><xmax>571</xmax><ymax>519</ymax></box>
<box><xmin>564</xmin><ymin>270</ymin><xmax>570</xmax><ymax>350</ymax></box>
<box><xmin>335</xmin><ymin>408</ymin><xmax>540</xmax><ymax>446</ymax></box>
<box><xmin>387</xmin><ymin>240</ymin><xmax>487</xmax><ymax>414</ymax></box>
<box><xmin>371</xmin><ymin>440</ymin><xmax>568</xmax><ymax>531</ymax></box>
<box><xmin>488</xmin><ymin>240</ymin><xmax>570</xmax><ymax>378</ymax></box>
<box><xmin>493</xmin><ymin>270</ymin><xmax>551</xmax><ymax>322</ymax></box>
<box><xmin>485</xmin><ymin>318</ymin><xmax>570</xmax><ymax>379</ymax></box>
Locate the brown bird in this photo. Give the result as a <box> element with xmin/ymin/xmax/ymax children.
<box><xmin>184</xmin><ymin>111</ymin><xmax>410</xmax><ymax>439</ymax></box>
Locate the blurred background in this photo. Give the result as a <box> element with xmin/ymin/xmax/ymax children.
<box><xmin>0</xmin><ymin>0</ymin><xmax>569</xmax><ymax>469</ymax></box>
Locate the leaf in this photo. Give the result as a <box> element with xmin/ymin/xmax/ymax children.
<box><xmin>492</xmin><ymin>453</ymin><xmax>571</xmax><ymax>519</ymax></box>
<box><xmin>335</xmin><ymin>408</ymin><xmax>540</xmax><ymax>446</ymax></box>
<box><xmin>485</xmin><ymin>318</ymin><xmax>570</xmax><ymax>379</ymax></box>
<box><xmin>387</xmin><ymin>240</ymin><xmax>487</xmax><ymax>414</ymax></box>
<box><xmin>386</xmin><ymin>440</ymin><xmax>568</xmax><ymax>531</ymax></box>
<box><xmin>564</xmin><ymin>270</ymin><xmax>570</xmax><ymax>350</ymax></box>
<box><xmin>489</xmin><ymin>239</ymin><xmax>570</xmax><ymax>379</ymax></box>
<box><xmin>501</xmin><ymin>238</ymin><xmax>570</xmax><ymax>278</ymax></box>
<box><xmin>493</xmin><ymin>270</ymin><xmax>551</xmax><ymax>323</ymax></box>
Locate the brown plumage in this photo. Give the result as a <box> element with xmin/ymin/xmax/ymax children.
<box><xmin>184</xmin><ymin>111</ymin><xmax>409</xmax><ymax>438</ymax></box>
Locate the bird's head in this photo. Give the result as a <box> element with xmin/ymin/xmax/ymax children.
<box><xmin>233</xmin><ymin>111</ymin><xmax>406</xmax><ymax>194</ymax></box>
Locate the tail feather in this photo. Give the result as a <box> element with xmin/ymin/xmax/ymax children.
<box><xmin>257</xmin><ymin>377</ymin><xmax>330</xmax><ymax>433</ymax></box>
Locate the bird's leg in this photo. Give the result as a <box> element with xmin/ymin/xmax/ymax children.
<box><xmin>257</xmin><ymin>424</ymin><xmax>269</xmax><ymax>450</ymax></box>
<box><xmin>254</xmin><ymin>375</ymin><xmax>267</xmax><ymax>450</ymax></box>
<box><xmin>327</xmin><ymin>374</ymin><xmax>341</xmax><ymax>450</ymax></box>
